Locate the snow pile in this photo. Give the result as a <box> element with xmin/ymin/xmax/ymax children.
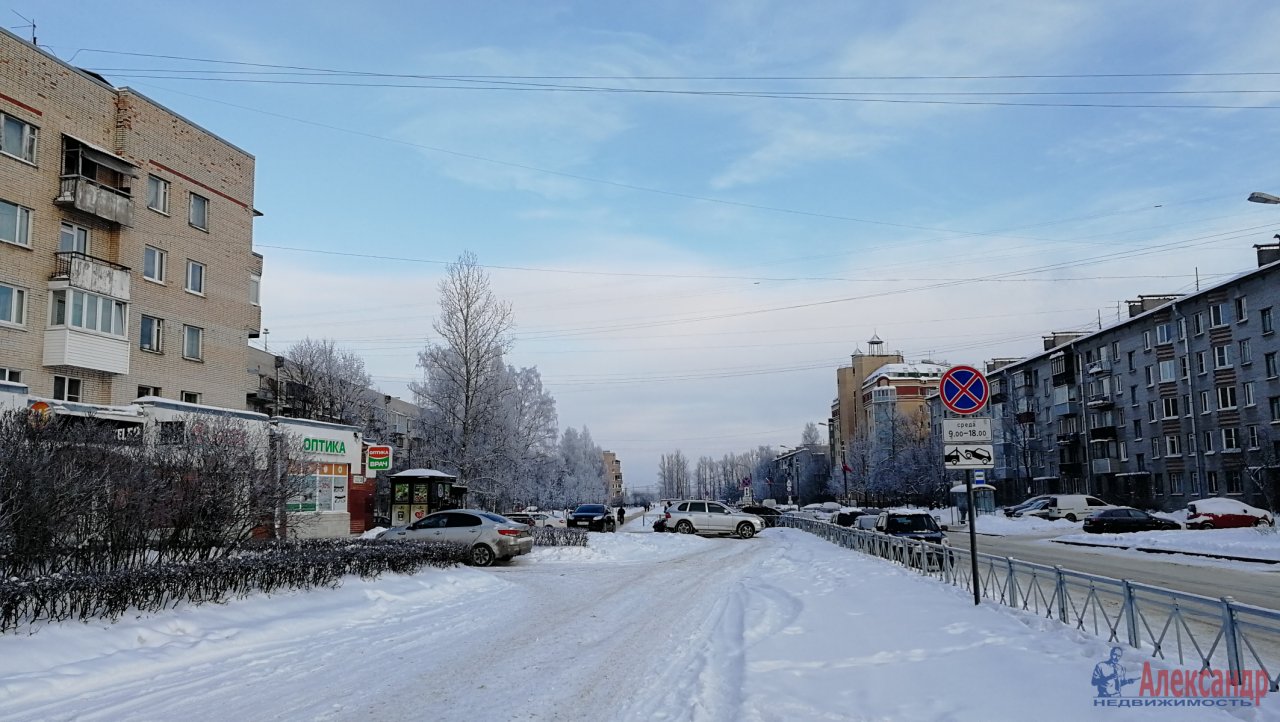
<box><xmin>530</xmin><ymin>527</ymin><xmax>711</xmax><ymax>564</ymax></box>
<box><xmin>970</xmin><ymin>513</ymin><xmax>1082</xmax><ymax>536</ymax></box>
<box><xmin>359</xmin><ymin>526</ymin><xmax>387</xmax><ymax>539</ymax></box>
<box><xmin>1153</xmin><ymin>509</ymin><xmax>1189</xmax><ymax>525</ymax></box>
<box><xmin>1055</xmin><ymin>527</ymin><xmax>1280</xmax><ymax>562</ymax></box>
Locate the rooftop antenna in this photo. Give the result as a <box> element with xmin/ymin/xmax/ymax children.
<box><xmin>1195</xmin><ymin>266</ymin><xmax>1200</xmax><ymax>292</ymax></box>
<box><xmin>1097</xmin><ymin>309</ymin><xmax>1102</xmax><ymax>330</ymax></box>
<box><xmin>262</xmin><ymin>328</ymin><xmax>270</xmax><ymax>353</ymax></box>
<box><xmin>10</xmin><ymin>11</ymin><xmax>35</xmax><ymax>44</ymax></box>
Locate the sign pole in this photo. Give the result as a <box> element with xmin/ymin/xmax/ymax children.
<box><xmin>966</xmin><ymin>468</ymin><xmax>980</xmax><ymax>605</ymax></box>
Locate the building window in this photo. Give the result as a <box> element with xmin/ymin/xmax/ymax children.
<box><xmin>137</xmin><ymin>385</ymin><xmax>160</xmax><ymax>398</ymax></box>
<box><xmin>1147</xmin><ymin>401</ymin><xmax>1158</xmax><ymax>423</ymax></box>
<box><xmin>1186</xmin><ymin>432</ymin><xmax>1196</xmax><ymax>455</ymax></box>
<box><xmin>59</xmin><ymin>222</ymin><xmax>89</xmax><ymax>255</ymax></box>
<box><xmin>0</xmin><ymin>199</ymin><xmax>32</xmax><ymax>247</ymax></box>
<box><xmin>1248</xmin><ymin>425</ymin><xmax>1260</xmax><ymax>450</ymax></box>
<box><xmin>1222</xmin><ymin>427</ymin><xmax>1240</xmax><ymax>452</ymax></box>
<box><xmin>183</xmin><ymin>324</ymin><xmax>203</xmax><ymax>360</ymax></box>
<box><xmin>1132</xmin><ymin>419</ymin><xmax>1142</xmax><ymax>439</ymax></box>
<box><xmin>1151</xmin><ymin>437</ymin><xmax>1160</xmax><ymax>458</ymax></box>
<box><xmin>1192</xmin><ymin>312</ymin><xmax>1204</xmax><ymax>335</ymax></box>
<box><xmin>1207</xmin><ymin>471</ymin><xmax>1219</xmax><ymax>494</ymax></box>
<box><xmin>1195</xmin><ymin>351</ymin><xmax>1207</xmax><ymax>375</ymax></box>
<box><xmin>1203</xmin><ymin>431</ymin><xmax>1214</xmax><ymax>453</ymax></box>
<box><xmin>1244</xmin><ymin>382</ymin><xmax>1256</xmax><ymax>407</ymax></box>
<box><xmin>52</xmin><ymin>375</ymin><xmax>82</xmax><ymax>402</ymax></box>
<box><xmin>1213</xmin><ymin>345</ymin><xmax>1231</xmax><ymax>369</ymax></box>
<box><xmin>1217</xmin><ymin>385</ymin><xmax>1237</xmax><ymax>410</ymax></box>
<box><xmin>1183</xmin><ymin>393</ymin><xmax>1192</xmax><ymax>416</ymax></box>
<box><xmin>1235</xmin><ymin>296</ymin><xmax>1247</xmax><ymax>323</ymax></box>
<box><xmin>1169</xmin><ymin>472</ymin><xmax>1183</xmax><ymax>495</ymax></box>
<box><xmin>1239</xmin><ymin>339</ymin><xmax>1252</xmax><ymax>364</ymax></box>
<box><xmin>1200</xmin><ymin>390</ymin><xmax>1211</xmax><ymax>414</ymax></box>
<box><xmin>49</xmin><ymin>289</ymin><xmax>126</xmax><ymax>336</ymax></box>
<box><xmin>250</xmin><ymin>273</ymin><xmax>261</xmax><ymax>306</ymax></box>
<box><xmin>0</xmin><ymin>282</ymin><xmax>25</xmax><ymax>327</ymax></box>
<box><xmin>0</xmin><ymin>367</ymin><xmax>20</xmax><ymax>383</ymax></box>
<box><xmin>1127</xmin><ymin>351</ymin><xmax>1135</xmax><ymax>372</ymax></box>
<box><xmin>0</xmin><ymin>112</ymin><xmax>38</xmax><ymax>163</ymax></box>
<box><xmin>1119</xmin><ymin>441</ymin><xmax>1128</xmax><ymax>460</ymax></box>
<box><xmin>1266</xmin><ymin>352</ymin><xmax>1278</xmax><ymax>378</ymax></box>
<box><xmin>1262</xmin><ymin>307</ymin><xmax>1274</xmax><ymax>334</ymax></box>
<box><xmin>189</xmin><ymin>193</ymin><xmax>208</xmax><ymax>230</ymax></box>
<box><xmin>1136</xmin><ymin>453</ymin><xmax>1146</xmax><ymax>471</ymax></box>
<box><xmin>1210</xmin><ymin>303</ymin><xmax>1231</xmax><ymax>327</ymax></box>
<box><xmin>1179</xmin><ymin>356</ymin><xmax>1189</xmax><ymax>379</ymax></box>
<box><xmin>1271</xmin><ymin>396</ymin><xmax>1280</xmax><ymax>421</ymax></box>
<box><xmin>1227</xmin><ymin>470</ymin><xmax>1243</xmax><ymax>494</ymax></box>
<box><xmin>146</xmin><ymin>175</ymin><xmax>169</xmax><ymax>214</ymax></box>
<box><xmin>1164</xmin><ymin>435</ymin><xmax>1181</xmax><ymax>457</ymax></box>
<box><xmin>1158</xmin><ymin>359</ymin><xmax>1176</xmax><ymax>382</ymax></box>
<box><xmin>181</xmin><ymin>391</ymin><xmax>201</xmax><ymax>404</ymax></box>
<box><xmin>1162</xmin><ymin>397</ymin><xmax>1179</xmax><ymax>419</ymax></box>
<box><xmin>140</xmin><ymin>315</ymin><xmax>163</xmax><ymax>352</ymax></box>
<box><xmin>1144</xmin><ymin>365</ymin><xmax>1154</xmax><ymax>387</ymax></box>
<box><xmin>1143</xmin><ymin>331</ymin><xmax>1152</xmax><ymax>351</ymax></box>
<box><xmin>143</xmin><ymin>246</ymin><xmax>166</xmax><ymax>283</ymax></box>
<box><xmin>1156</xmin><ymin>323</ymin><xmax>1173</xmax><ymax>345</ymax></box>
<box><xmin>186</xmin><ymin>260</ymin><xmax>205</xmax><ymax>295</ymax></box>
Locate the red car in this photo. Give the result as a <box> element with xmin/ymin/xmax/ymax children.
<box><xmin>1185</xmin><ymin>498</ymin><xmax>1275</xmax><ymax>529</ymax></box>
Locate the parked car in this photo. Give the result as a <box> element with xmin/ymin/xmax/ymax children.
<box><xmin>833</xmin><ymin>508</ymin><xmax>882</xmax><ymax>527</ymax></box>
<box><xmin>873</xmin><ymin>510</ymin><xmax>949</xmax><ymax>545</ymax></box>
<box><xmin>1004</xmin><ymin>495</ymin><xmax>1052</xmax><ymax>517</ymax></box>
<box><xmin>375</xmin><ymin>509</ymin><xmax>533</xmax><ymax>566</ymax></box>
<box><xmin>1012</xmin><ymin>498</ymin><xmax>1052</xmax><ymax>518</ymax></box>
<box><xmin>1185</xmin><ymin>498</ymin><xmax>1276</xmax><ymax>529</ymax></box>
<box><xmin>854</xmin><ymin>515</ymin><xmax>879</xmax><ymax>531</ymax></box>
<box><xmin>503</xmin><ymin>512</ymin><xmax>564</xmax><ymax>528</ymax></box>
<box><xmin>739</xmin><ymin>505</ymin><xmax>783</xmax><ymax>528</ymax></box>
<box><xmin>1083</xmin><ymin>507</ymin><xmax>1182</xmax><ymax>534</ymax></box>
<box><xmin>1024</xmin><ymin>494</ymin><xmax>1114</xmax><ymax>522</ymax></box>
<box><xmin>665</xmin><ymin>500</ymin><xmax>765</xmax><ymax>539</ymax></box>
<box><xmin>567</xmin><ymin>504</ymin><xmax>616</xmax><ymax>532</ymax></box>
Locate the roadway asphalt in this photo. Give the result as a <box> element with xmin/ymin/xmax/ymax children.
<box><xmin>945</xmin><ymin>530</ymin><xmax>1279</xmax><ymax>610</ymax></box>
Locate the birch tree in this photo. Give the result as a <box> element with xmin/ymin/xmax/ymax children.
<box><xmin>284</xmin><ymin>337</ymin><xmax>374</xmax><ymax>427</ymax></box>
<box><xmin>410</xmin><ymin>252</ymin><xmax>514</xmax><ymax>499</ymax></box>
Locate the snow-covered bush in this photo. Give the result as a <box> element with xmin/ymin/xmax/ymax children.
<box><xmin>530</xmin><ymin>527</ymin><xmax>588</xmax><ymax>547</ymax></box>
<box><xmin>0</xmin><ymin>538</ymin><xmax>467</xmax><ymax>633</ymax></box>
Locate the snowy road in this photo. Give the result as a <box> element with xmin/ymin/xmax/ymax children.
<box><xmin>1</xmin><ymin>526</ymin><xmax>1276</xmax><ymax>721</ymax></box>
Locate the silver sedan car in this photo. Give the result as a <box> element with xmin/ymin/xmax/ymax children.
<box><xmin>377</xmin><ymin>509</ymin><xmax>534</xmax><ymax>566</ymax></box>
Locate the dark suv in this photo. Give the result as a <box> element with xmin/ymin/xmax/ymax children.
<box><xmin>874</xmin><ymin>510</ymin><xmax>948</xmax><ymax>544</ymax></box>
<box><xmin>739</xmin><ymin>505</ymin><xmax>782</xmax><ymax>528</ymax></box>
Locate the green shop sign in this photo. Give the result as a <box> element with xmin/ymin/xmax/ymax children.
<box><xmin>303</xmin><ymin>437</ymin><xmax>347</xmax><ymax>455</ymax></box>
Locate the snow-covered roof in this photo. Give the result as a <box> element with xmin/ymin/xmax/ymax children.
<box><xmin>862</xmin><ymin>363</ymin><xmax>948</xmax><ymax>388</ymax></box>
<box><xmin>137</xmin><ymin>396</ymin><xmax>269</xmax><ymax>422</ymax></box>
<box><xmin>950</xmin><ymin>483</ymin><xmax>997</xmax><ymax>493</ymax></box>
<box><xmin>390</xmin><ymin>468</ymin><xmax>457</xmax><ymax>480</ymax></box>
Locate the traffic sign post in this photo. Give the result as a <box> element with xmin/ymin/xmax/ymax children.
<box><xmin>939</xmin><ymin>365</ymin><xmax>990</xmax><ymax>607</ymax></box>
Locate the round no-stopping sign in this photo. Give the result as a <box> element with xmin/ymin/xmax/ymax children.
<box><xmin>940</xmin><ymin>365</ymin><xmax>989</xmax><ymax>415</ymax></box>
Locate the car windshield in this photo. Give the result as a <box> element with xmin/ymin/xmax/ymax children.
<box><xmin>885</xmin><ymin>514</ymin><xmax>939</xmax><ymax>532</ymax></box>
<box><xmin>575</xmin><ymin>505</ymin><xmax>606</xmax><ymax>514</ymax></box>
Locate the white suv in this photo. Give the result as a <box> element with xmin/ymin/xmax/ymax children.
<box><xmin>665</xmin><ymin>500</ymin><xmax>765</xmax><ymax>539</ymax></box>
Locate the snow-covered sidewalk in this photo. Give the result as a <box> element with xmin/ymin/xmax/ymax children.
<box><xmin>1054</xmin><ymin>527</ymin><xmax>1280</xmax><ymax>563</ymax></box>
<box><xmin>0</xmin><ymin>529</ymin><xmax>1274</xmax><ymax>721</ymax></box>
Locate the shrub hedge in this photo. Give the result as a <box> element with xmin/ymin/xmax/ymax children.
<box><xmin>531</xmin><ymin>526</ymin><xmax>589</xmax><ymax>547</ymax></box>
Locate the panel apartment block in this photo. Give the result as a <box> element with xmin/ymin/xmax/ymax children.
<box><xmin>0</xmin><ymin>29</ymin><xmax>262</xmax><ymax>408</ymax></box>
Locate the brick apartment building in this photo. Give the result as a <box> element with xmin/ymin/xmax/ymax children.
<box><xmin>0</xmin><ymin>29</ymin><xmax>262</xmax><ymax>408</ymax></box>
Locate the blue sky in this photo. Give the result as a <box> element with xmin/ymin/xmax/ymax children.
<box><xmin>27</xmin><ymin>1</ymin><xmax>1280</xmax><ymax>488</ymax></box>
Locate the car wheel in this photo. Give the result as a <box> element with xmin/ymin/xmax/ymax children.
<box><xmin>736</xmin><ymin>522</ymin><xmax>755</xmax><ymax>539</ymax></box>
<box><xmin>1254</xmin><ymin>517</ymin><xmax>1273</xmax><ymax>527</ymax></box>
<box><xmin>676</xmin><ymin>520</ymin><xmax>694</xmax><ymax>534</ymax></box>
<box><xmin>470</xmin><ymin>544</ymin><xmax>496</xmax><ymax>567</ymax></box>
<box><xmin>1065</xmin><ymin>514</ymin><xmax>1078</xmax><ymax>522</ymax></box>
<box><xmin>1199</xmin><ymin>521</ymin><xmax>1215</xmax><ymax>530</ymax></box>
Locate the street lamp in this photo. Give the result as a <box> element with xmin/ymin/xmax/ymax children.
<box><xmin>1247</xmin><ymin>192</ymin><xmax>1280</xmax><ymax>205</ymax></box>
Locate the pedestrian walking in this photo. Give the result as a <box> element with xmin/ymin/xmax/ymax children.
<box><xmin>617</xmin><ymin>507</ymin><xmax>626</xmax><ymax>525</ymax></box>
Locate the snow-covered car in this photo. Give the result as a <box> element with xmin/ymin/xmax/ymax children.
<box><xmin>665</xmin><ymin>500</ymin><xmax>764</xmax><ymax>539</ymax></box>
<box><xmin>376</xmin><ymin>509</ymin><xmax>533</xmax><ymax>566</ymax></box>
<box><xmin>1004</xmin><ymin>495</ymin><xmax>1052</xmax><ymax>517</ymax></box>
<box><xmin>1083</xmin><ymin>507</ymin><xmax>1181</xmax><ymax>534</ymax></box>
<box><xmin>833</xmin><ymin>508</ymin><xmax>882</xmax><ymax>527</ymax></box>
<box><xmin>873</xmin><ymin>510</ymin><xmax>949</xmax><ymax>545</ymax></box>
<box><xmin>738</xmin><ymin>505</ymin><xmax>783</xmax><ymax>528</ymax></box>
<box><xmin>854</xmin><ymin>515</ymin><xmax>879</xmax><ymax>531</ymax></box>
<box><xmin>567</xmin><ymin>504</ymin><xmax>617</xmax><ymax>532</ymax></box>
<box><xmin>1185</xmin><ymin>498</ymin><xmax>1275</xmax><ymax>529</ymax></box>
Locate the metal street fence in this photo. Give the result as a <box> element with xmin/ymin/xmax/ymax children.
<box><xmin>780</xmin><ymin>516</ymin><xmax>1280</xmax><ymax>693</ymax></box>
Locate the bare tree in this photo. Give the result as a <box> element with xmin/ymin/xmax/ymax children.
<box><xmin>801</xmin><ymin>422</ymin><xmax>821</xmax><ymax>446</ymax></box>
<box><xmin>284</xmin><ymin>337</ymin><xmax>374</xmax><ymax>427</ymax></box>
<box><xmin>411</xmin><ymin>252</ymin><xmax>514</xmax><ymax>497</ymax></box>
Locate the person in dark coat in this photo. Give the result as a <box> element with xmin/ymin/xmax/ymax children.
<box><xmin>617</xmin><ymin>507</ymin><xmax>626</xmax><ymax>525</ymax></box>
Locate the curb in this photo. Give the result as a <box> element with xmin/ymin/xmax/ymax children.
<box><xmin>1050</xmin><ymin>539</ymin><xmax>1279</xmax><ymax>565</ymax></box>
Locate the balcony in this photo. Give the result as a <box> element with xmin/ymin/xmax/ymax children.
<box><xmin>1089</xmin><ymin>426</ymin><xmax>1118</xmax><ymax>441</ymax></box>
<box><xmin>50</xmin><ymin>252</ymin><xmax>131</xmax><ymax>302</ymax></box>
<box><xmin>55</xmin><ymin>175</ymin><xmax>134</xmax><ymax>226</ymax></box>
<box><xmin>43</xmin><ymin>327</ymin><xmax>129</xmax><ymax>374</ymax></box>
<box><xmin>1086</xmin><ymin>359</ymin><xmax>1113</xmax><ymax>375</ymax></box>
<box><xmin>1092</xmin><ymin>458</ymin><xmax>1115</xmax><ymax>475</ymax></box>
<box><xmin>1059</xmin><ymin>461</ymin><xmax>1083</xmax><ymax>476</ymax></box>
<box><xmin>1015</xmin><ymin>410</ymin><xmax>1037</xmax><ymax>424</ymax></box>
<box><xmin>1056</xmin><ymin>432</ymin><xmax>1081</xmax><ymax>446</ymax></box>
<box><xmin>1086</xmin><ymin>394</ymin><xmax>1115</xmax><ymax>409</ymax></box>
<box><xmin>1052</xmin><ymin>400</ymin><xmax>1081</xmax><ymax>417</ymax></box>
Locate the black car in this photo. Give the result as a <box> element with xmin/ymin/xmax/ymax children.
<box><xmin>833</xmin><ymin>508</ymin><xmax>883</xmax><ymax>527</ymax></box>
<box><xmin>739</xmin><ymin>505</ymin><xmax>782</xmax><ymax>528</ymax></box>
<box><xmin>875</xmin><ymin>511</ymin><xmax>947</xmax><ymax>544</ymax></box>
<box><xmin>567</xmin><ymin>504</ymin><xmax>616</xmax><ymax>532</ymax></box>
<box><xmin>1083</xmin><ymin>508</ymin><xmax>1181</xmax><ymax>534</ymax></box>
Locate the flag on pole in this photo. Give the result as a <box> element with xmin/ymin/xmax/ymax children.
<box><xmin>842</xmin><ymin>462</ymin><xmax>852</xmax><ymax>474</ymax></box>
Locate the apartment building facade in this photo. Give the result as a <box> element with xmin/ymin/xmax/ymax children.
<box><xmin>986</xmin><ymin>244</ymin><xmax>1280</xmax><ymax>511</ymax></box>
<box><xmin>0</xmin><ymin>30</ymin><xmax>261</xmax><ymax>409</ymax></box>
<box><xmin>603</xmin><ymin>450</ymin><xmax>624</xmax><ymax>503</ymax></box>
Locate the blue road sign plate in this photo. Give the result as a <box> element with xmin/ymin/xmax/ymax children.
<box><xmin>940</xmin><ymin>365</ymin><xmax>989</xmax><ymax>415</ymax></box>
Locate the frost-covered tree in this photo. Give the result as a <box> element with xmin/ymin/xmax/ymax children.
<box><xmin>284</xmin><ymin>337</ymin><xmax>374</xmax><ymax>427</ymax></box>
<box><xmin>558</xmin><ymin>426</ymin><xmax>606</xmax><ymax>505</ymax></box>
<box><xmin>801</xmin><ymin>421</ymin><xmax>822</xmax><ymax>446</ymax></box>
<box><xmin>411</xmin><ymin>252</ymin><xmax>514</xmax><ymax>499</ymax></box>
